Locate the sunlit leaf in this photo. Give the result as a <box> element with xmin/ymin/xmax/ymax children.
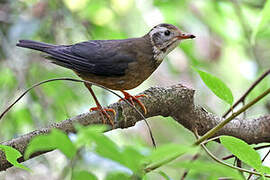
<box><xmin>120</xmin><ymin>146</ymin><xmax>145</xmax><ymax>173</ymax></box>
<box><xmin>77</xmin><ymin>125</ymin><xmax>121</xmax><ymax>160</ymax></box>
<box><xmin>172</xmin><ymin>161</ymin><xmax>244</xmax><ymax>179</ymax></box>
<box><xmin>193</xmin><ymin>67</ymin><xmax>234</xmax><ymax>105</ymax></box>
<box><xmin>76</xmin><ymin>125</ymin><xmax>145</xmax><ymax>173</ymax></box>
<box><xmin>24</xmin><ymin>129</ymin><xmax>76</xmax><ymax>159</ymax></box>
<box><xmin>142</xmin><ymin>174</ymin><xmax>150</xmax><ymax>180</ymax></box>
<box><xmin>220</xmin><ymin>136</ymin><xmax>262</xmax><ymax>171</ymax></box>
<box><xmin>262</xmin><ymin>166</ymin><xmax>270</xmax><ymax>174</ymax></box>
<box><xmin>0</xmin><ymin>145</ymin><xmax>29</xmax><ymax>171</ymax></box>
<box><xmin>105</xmin><ymin>171</ymin><xmax>131</xmax><ymax>180</ymax></box>
<box><xmin>158</xmin><ymin>171</ymin><xmax>171</xmax><ymax>180</ymax></box>
<box><xmin>75</xmin><ymin>124</ymin><xmax>108</xmax><ymax>148</ymax></box>
<box><xmin>72</xmin><ymin>170</ymin><xmax>98</xmax><ymax>180</ymax></box>
<box><xmin>145</xmin><ymin>144</ymin><xmax>198</xmax><ymax>166</ymax></box>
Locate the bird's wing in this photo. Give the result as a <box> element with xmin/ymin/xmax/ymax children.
<box><xmin>45</xmin><ymin>40</ymin><xmax>135</xmax><ymax>76</ymax></box>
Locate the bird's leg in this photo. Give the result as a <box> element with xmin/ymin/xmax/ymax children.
<box><xmin>119</xmin><ymin>90</ymin><xmax>147</xmax><ymax>114</ymax></box>
<box><xmin>84</xmin><ymin>83</ymin><xmax>116</xmax><ymax>127</ymax></box>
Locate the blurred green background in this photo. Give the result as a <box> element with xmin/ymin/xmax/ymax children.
<box><xmin>0</xmin><ymin>0</ymin><xmax>269</xmax><ymax>179</ymax></box>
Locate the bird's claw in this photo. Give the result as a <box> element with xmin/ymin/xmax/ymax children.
<box><xmin>119</xmin><ymin>92</ymin><xmax>148</xmax><ymax>115</ymax></box>
<box><xmin>90</xmin><ymin>107</ymin><xmax>116</xmax><ymax>128</ymax></box>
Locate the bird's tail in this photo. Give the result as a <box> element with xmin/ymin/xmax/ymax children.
<box><xmin>16</xmin><ymin>40</ymin><xmax>56</xmax><ymax>52</ymax></box>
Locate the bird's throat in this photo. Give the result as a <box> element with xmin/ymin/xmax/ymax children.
<box><xmin>152</xmin><ymin>39</ymin><xmax>179</xmax><ymax>64</ymax></box>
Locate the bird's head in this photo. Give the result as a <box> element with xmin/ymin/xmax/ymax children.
<box><xmin>148</xmin><ymin>23</ymin><xmax>195</xmax><ymax>61</ymax></box>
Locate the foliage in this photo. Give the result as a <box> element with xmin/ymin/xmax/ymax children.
<box><xmin>3</xmin><ymin>126</ymin><xmax>254</xmax><ymax>179</ymax></box>
<box><xmin>12</xmin><ymin>125</ymin><xmax>197</xmax><ymax>178</ymax></box>
<box><xmin>221</xmin><ymin>136</ymin><xmax>262</xmax><ymax>171</ymax></box>
<box><xmin>0</xmin><ymin>0</ymin><xmax>270</xmax><ymax>179</ymax></box>
<box><xmin>220</xmin><ymin>136</ymin><xmax>268</xmax><ymax>178</ymax></box>
<box><xmin>6</xmin><ymin>125</ymin><xmax>269</xmax><ymax>179</ymax></box>
<box><xmin>0</xmin><ymin>145</ymin><xmax>29</xmax><ymax>171</ymax></box>
<box><xmin>172</xmin><ymin>160</ymin><xmax>244</xmax><ymax>179</ymax></box>
<box><xmin>72</xmin><ymin>170</ymin><xmax>98</xmax><ymax>180</ymax></box>
<box><xmin>193</xmin><ymin>67</ymin><xmax>234</xmax><ymax>106</ymax></box>
<box><xmin>24</xmin><ymin>128</ymin><xmax>76</xmax><ymax>159</ymax></box>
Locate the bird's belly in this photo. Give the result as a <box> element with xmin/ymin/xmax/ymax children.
<box><xmin>79</xmin><ymin>74</ymin><xmax>145</xmax><ymax>90</ymax></box>
<box><xmin>78</xmin><ymin>62</ymin><xmax>156</xmax><ymax>90</ymax></box>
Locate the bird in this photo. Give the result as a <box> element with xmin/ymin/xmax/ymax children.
<box><xmin>16</xmin><ymin>23</ymin><xmax>195</xmax><ymax>127</ymax></box>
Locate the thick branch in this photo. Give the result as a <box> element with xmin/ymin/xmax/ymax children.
<box><xmin>0</xmin><ymin>84</ymin><xmax>269</xmax><ymax>171</ymax></box>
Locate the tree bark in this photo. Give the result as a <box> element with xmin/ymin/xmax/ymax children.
<box><xmin>0</xmin><ymin>84</ymin><xmax>269</xmax><ymax>171</ymax></box>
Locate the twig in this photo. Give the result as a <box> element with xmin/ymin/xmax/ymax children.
<box><xmin>262</xmin><ymin>150</ymin><xmax>270</xmax><ymax>162</ymax></box>
<box><xmin>138</xmin><ymin>88</ymin><xmax>270</xmax><ymax>174</ymax></box>
<box><xmin>1</xmin><ymin>84</ymin><xmax>269</xmax><ymax>170</ymax></box>
<box><xmin>236</xmin><ymin>157</ymin><xmax>244</xmax><ymax>178</ymax></box>
<box><xmin>223</xmin><ymin>69</ymin><xmax>270</xmax><ymax>118</ymax></box>
<box><xmin>144</xmin><ymin>150</ymin><xmax>185</xmax><ymax>173</ymax></box>
<box><xmin>0</xmin><ymin>77</ymin><xmax>156</xmax><ymax>147</ymax></box>
<box><xmin>223</xmin><ymin>144</ymin><xmax>270</xmax><ymax>160</ymax></box>
<box><xmin>194</xmin><ymin>130</ymin><xmax>269</xmax><ymax>178</ymax></box>
<box><xmin>247</xmin><ymin>149</ymin><xmax>270</xmax><ymax>180</ymax></box>
<box><xmin>180</xmin><ymin>153</ymin><xmax>199</xmax><ymax>180</ymax></box>
<box><xmin>195</xmin><ymin>88</ymin><xmax>270</xmax><ymax>145</ymax></box>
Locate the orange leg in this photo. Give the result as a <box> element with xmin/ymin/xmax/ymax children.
<box><xmin>119</xmin><ymin>90</ymin><xmax>147</xmax><ymax>114</ymax></box>
<box><xmin>84</xmin><ymin>83</ymin><xmax>116</xmax><ymax>127</ymax></box>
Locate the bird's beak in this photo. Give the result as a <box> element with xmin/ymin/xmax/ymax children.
<box><xmin>177</xmin><ymin>33</ymin><xmax>196</xmax><ymax>40</ymax></box>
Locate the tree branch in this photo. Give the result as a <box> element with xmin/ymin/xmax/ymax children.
<box><xmin>0</xmin><ymin>84</ymin><xmax>269</xmax><ymax>171</ymax></box>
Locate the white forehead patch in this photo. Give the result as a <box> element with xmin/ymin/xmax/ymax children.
<box><xmin>149</xmin><ymin>26</ymin><xmax>168</xmax><ymax>37</ymax></box>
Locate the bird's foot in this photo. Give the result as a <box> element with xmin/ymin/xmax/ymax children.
<box><xmin>119</xmin><ymin>91</ymin><xmax>147</xmax><ymax>114</ymax></box>
<box><xmin>90</xmin><ymin>106</ymin><xmax>116</xmax><ymax>128</ymax></box>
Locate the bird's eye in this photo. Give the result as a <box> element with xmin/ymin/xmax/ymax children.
<box><xmin>164</xmin><ymin>30</ymin><xmax>171</xmax><ymax>36</ymax></box>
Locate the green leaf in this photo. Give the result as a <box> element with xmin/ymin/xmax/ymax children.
<box><xmin>76</xmin><ymin>124</ymin><xmax>108</xmax><ymax>134</ymax></box>
<box><xmin>75</xmin><ymin>124</ymin><xmax>108</xmax><ymax>148</ymax></box>
<box><xmin>172</xmin><ymin>161</ymin><xmax>244</xmax><ymax>180</ymax></box>
<box><xmin>145</xmin><ymin>144</ymin><xmax>198</xmax><ymax>166</ymax></box>
<box><xmin>24</xmin><ymin>129</ymin><xmax>76</xmax><ymax>159</ymax></box>
<box><xmin>72</xmin><ymin>170</ymin><xmax>98</xmax><ymax>180</ymax></box>
<box><xmin>120</xmin><ymin>146</ymin><xmax>145</xmax><ymax>173</ymax></box>
<box><xmin>76</xmin><ymin>125</ymin><xmax>145</xmax><ymax>173</ymax></box>
<box><xmin>193</xmin><ymin>67</ymin><xmax>234</xmax><ymax>105</ymax></box>
<box><xmin>142</xmin><ymin>174</ymin><xmax>150</xmax><ymax>180</ymax></box>
<box><xmin>105</xmin><ymin>172</ymin><xmax>131</xmax><ymax>180</ymax></box>
<box><xmin>0</xmin><ymin>145</ymin><xmax>30</xmax><ymax>171</ymax></box>
<box><xmin>220</xmin><ymin>136</ymin><xmax>262</xmax><ymax>171</ymax></box>
<box><xmin>251</xmin><ymin>0</ymin><xmax>270</xmax><ymax>44</ymax></box>
<box><xmin>77</xmin><ymin>125</ymin><xmax>122</xmax><ymax>160</ymax></box>
<box><xmin>262</xmin><ymin>165</ymin><xmax>270</xmax><ymax>174</ymax></box>
<box><xmin>158</xmin><ymin>171</ymin><xmax>171</xmax><ymax>180</ymax></box>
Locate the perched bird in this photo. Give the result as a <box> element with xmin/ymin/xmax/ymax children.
<box><xmin>16</xmin><ymin>23</ymin><xmax>195</xmax><ymax>127</ymax></box>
